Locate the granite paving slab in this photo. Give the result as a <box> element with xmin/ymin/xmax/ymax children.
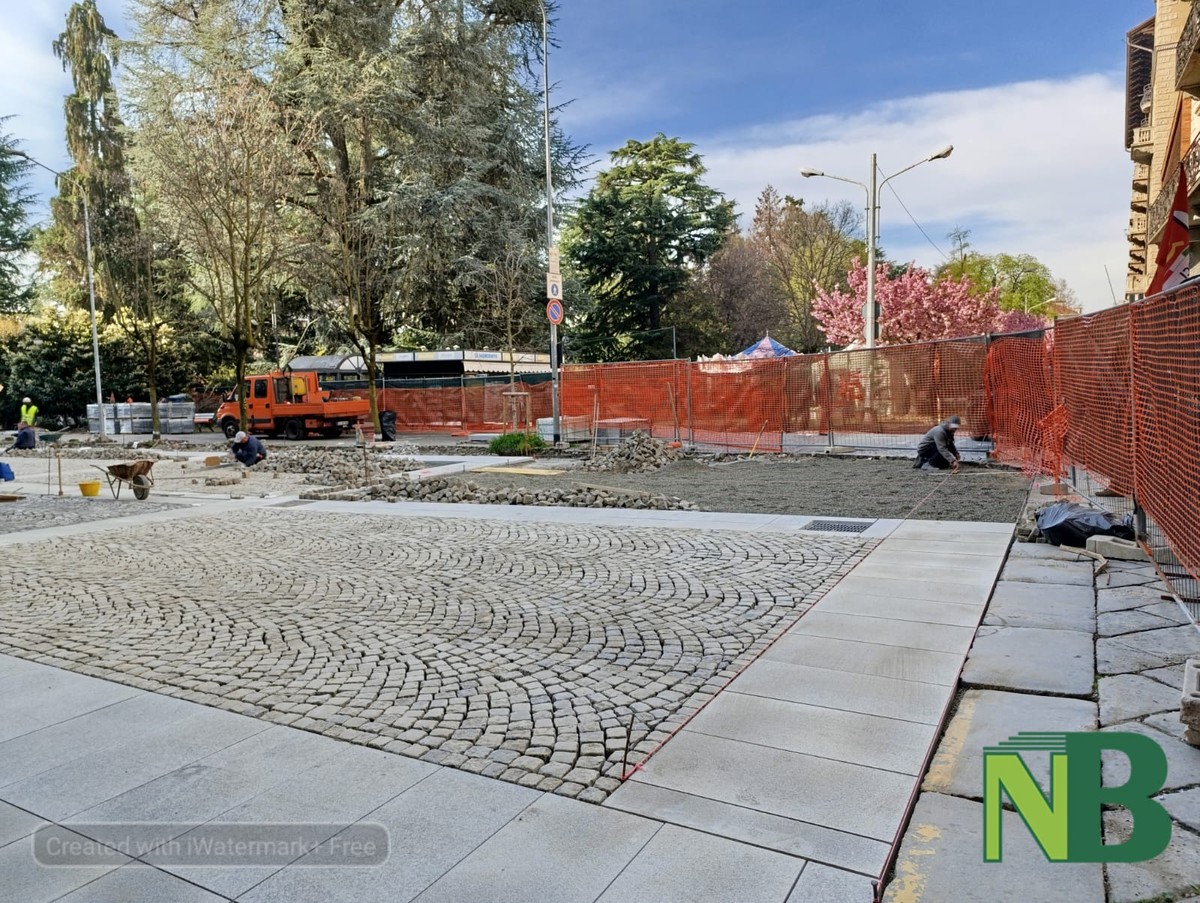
<box><xmin>595</xmin><ymin>824</ymin><xmax>803</xmax><ymax>903</ymax></box>
<box><xmin>962</xmin><ymin>625</ymin><xmax>1094</xmax><ymax>696</ymax></box>
<box><xmin>922</xmin><ymin>689</ymin><xmax>1097</xmax><ymax>799</ymax></box>
<box><xmin>787</xmin><ymin>611</ymin><xmax>976</xmax><ymax>655</ymax></box>
<box><xmin>1099</xmin><ymin>673</ymin><xmax>1186</xmax><ymax>726</ymax></box>
<box><xmin>786</xmin><ymin>862</ymin><xmax>876</xmax><ymax>903</ymax></box>
<box><xmin>981</xmin><ymin>580</ymin><xmax>1095</xmax><ymax>633</ymax></box>
<box><xmin>816</xmin><ymin>591</ymin><xmax>981</xmax><ymax>628</ymax></box>
<box><xmin>1097</xmin><ymin>624</ymin><xmax>1200</xmax><ymax>675</ymax></box>
<box><xmin>1101</xmin><ymin>722</ymin><xmax>1200</xmax><ymax>793</ymax></box>
<box><xmin>997</xmin><ymin>558</ymin><xmax>1095</xmax><ymax>586</ymax></box>
<box><xmin>52</xmin><ymin>865</ymin><xmax>227</xmax><ymax>903</ymax></box>
<box><xmin>1104</xmin><ymin>808</ymin><xmax>1200</xmax><ymax>903</ymax></box>
<box><xmin>883</xmin><ymin>792</ymin><xmax>1104</xmax><ymax>903</ymax></box>
<box><xmin>763</xmin><ymin>634</ymin><xmax>965</xmax><ymax>687</ymax></box>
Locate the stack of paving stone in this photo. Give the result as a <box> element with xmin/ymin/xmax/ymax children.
<box><xmin>2</xmin><ymin>446</ymin><xmax>169</xmax><ymax>461</ymax></box>
<box><xmin>301</xmin><ymin>476</ymin><xmax>698</xmax><ymax>510</ymax></box>
<box><xmin>260</xmin><ymin>447</ymin><xmax>418</xmax><ymax>486</ymax></box>
<box><xmin>580</xmin><ymin>431</ymin><xmax>682</xmax><ymax>474</ymax></box>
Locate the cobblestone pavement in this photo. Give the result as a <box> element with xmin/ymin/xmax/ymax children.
<box><xmin>0</xmin><ymin>507</ymin><xmax>872</xmax><ymax>800</ymax></box>
<box><xmin>0</xmin><ymin>495</ymin><xmax>182</xmax><ymax>535</ymax></box>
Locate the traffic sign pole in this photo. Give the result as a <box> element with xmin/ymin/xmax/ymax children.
<box><xmin>547</xmin><ymin>248</ymin><xmax>563</xmax><ymax>445</ymax></box>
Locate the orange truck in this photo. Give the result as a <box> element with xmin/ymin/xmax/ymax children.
<box><xmin>215</xmin><ymin>371</ymin><xmax>370</xmax><ymax>440</ymax></box>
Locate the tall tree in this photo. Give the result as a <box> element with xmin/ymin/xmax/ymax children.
<box><xmin>564</xmin><ymin>134</ymin><xmax>735</xmax><ymax>361</ymax></box>
<box><xmin>936</xmin><ymin>229</ymin><xmax>1079</xmax><ymax>319</ymax></box>
<box><xmin>0</xmin><ymin>126</ymin><xmax>35</xmax><ymax>314</ymax></box>
<box><xmin>750</xmin><ymin>187</ymin><xmax>862</xmax><ymax>352</ymax></box>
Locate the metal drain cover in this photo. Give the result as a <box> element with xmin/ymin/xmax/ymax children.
<box><xmin>800</xmin><ymin>519</ymin><xmax>872</xmax><ymax>534</ymax></box>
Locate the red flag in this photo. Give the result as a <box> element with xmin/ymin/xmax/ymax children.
<box><xmin>1149</xmin><ymin>167</ymin><xmax>1190</xmax><ymax>295</ymax></box>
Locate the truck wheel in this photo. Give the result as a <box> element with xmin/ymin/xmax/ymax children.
<box><xmin>284</xmin><ymin>419</ymin><xmax>304</xmax><ymax>441</ymax></box>
<box><xmin>221</xmin><ymin>418</ymin><xmax>239</xmax><ymax>439</ymax></box>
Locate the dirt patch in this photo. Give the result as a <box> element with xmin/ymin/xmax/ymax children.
<box><xmin>461</xmin><ymin>456</ymin><xmax>1031</xmax><ymax>523</ymax></box>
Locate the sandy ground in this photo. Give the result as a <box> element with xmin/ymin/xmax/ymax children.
<box><xmin>462</xmin><ymin>456</ymin><xmax>1032</xmax><ymax>523</ymax></box>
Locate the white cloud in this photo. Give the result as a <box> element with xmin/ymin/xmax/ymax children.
<box><xmin>695</xmin><ymin>74</ymin><xmax>1131</xmax><ymax>312</ymax></box>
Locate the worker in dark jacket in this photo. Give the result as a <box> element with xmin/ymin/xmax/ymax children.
<box><xmin>3</xmin><ymin>422</ymin><xmax>36</xmax><ymax>453</ymax></box>
<box><xmin>914</xmin><ymin>415</ymin><xmax>962</xmax><ymax>471</ymax></box>
<box><xmin>231</xmin><ymin>431</ymin><xmax>267</xmax><ymax>466</ymax></box>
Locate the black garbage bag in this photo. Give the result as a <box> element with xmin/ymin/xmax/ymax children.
<box><xmin>1035</xmin><ymin>502</ymin><xmax>1135</xmax><ymax>547</ymax></box>
<box><xmin>379</xmin><ymin>410</ymin><xmax>397</xmax><ymax>442</ymax></box>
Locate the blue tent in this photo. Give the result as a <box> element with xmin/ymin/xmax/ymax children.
<box><xmin>739</xmin><ymin>335</ymin><xmax>796</xmax><ymax>358</ymax></box>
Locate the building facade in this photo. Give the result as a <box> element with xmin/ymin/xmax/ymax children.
<box><xmin>1127</xmin><ymin>0</ymin><xmax>1200</xmax><ymax>299</ymax></box>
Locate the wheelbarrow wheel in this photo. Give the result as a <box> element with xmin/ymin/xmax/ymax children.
<box><xmin>132</xmin><ymin>474</ymin><xmax>152</xmax><ymax>500</ymax></box>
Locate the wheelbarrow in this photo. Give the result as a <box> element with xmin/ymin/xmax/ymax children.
<box><xmin>91</xmin><ymin>459</ymin><xmax>157</xmax><ymax>500</ymax></box>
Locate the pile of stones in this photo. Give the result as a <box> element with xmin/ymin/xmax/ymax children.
<box><xmin>300</xmin><ymin>476</ymin><xmax>698</xmax><ymax>510</ymax></box>
<box><xmin>260</xmin><ymin>447</ymin><xmax>418</xmax><ymax>486</ymax></box>
<box><xmin>3</xmin><ymin>445</ymin><xmax>169</xmax><ymax>461</ymax></box>
<box><xmin>579</xmin><ymin>431</ymin><xmax>682</xmax><ymax>474</ymax></box>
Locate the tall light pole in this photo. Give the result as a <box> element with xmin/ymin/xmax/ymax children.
<box><xmin>538</xmin><ymin>0</ymin><xmax>561</xmax><ymax>445</ymax></box>
<box><xmin>802</xmin><ymin>145</ymin><xmax>953</xmax><ymax>348</ymax></box>
<box><xmin>4</xmin><ymin>150</ymin><xmax>106</xmax><ymax>438</ymax></box>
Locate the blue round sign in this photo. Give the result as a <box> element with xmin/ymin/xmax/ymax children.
<box><xmin>546</xmin><ymin>299</ymin><xmax>564</xmax><ymax>325</ymax></box>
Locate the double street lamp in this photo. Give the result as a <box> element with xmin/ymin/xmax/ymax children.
<box><xmin>536</xmin><ymin>0</ymin><xmax>561</xmax><ymax>444</ymax></box>
<box><xmin>2</xmin><ymin>149</ymin><xmax>105</xmax><ymax>438</ymax></box>
<box><xmin>802</xmin><ymin>146</ymin><xmax>954</xmax><ymax>349</ymax></box>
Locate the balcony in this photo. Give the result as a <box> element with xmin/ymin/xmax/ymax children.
<box><xmin>1130</xmin><ymin>212</ymin><xmax>1148</xmax><ymax>236</ymax></box>
<box><xmin>1148</xmin><ymin>179</ymin><xmax>1175</xmax><ymax>242</ymax></box>
<box><xmin>1186</xmin><ymin>135</ymin><xmax>1200</xmax><ymax>197</ymax></box>
<box><xmin>1178</xmin><ymin>0</ymin><xmax>1200</xmax><ymax>93</ymax></box>
<box><xmin>1133</xmin><ymin>162</ymin><xmax>1150</xmax><ymax>187</ymax></box>
<box><xmin>1131</xmin><ymin>126</ymin><xmax>1154</xmax><ymax>161</ymax></box>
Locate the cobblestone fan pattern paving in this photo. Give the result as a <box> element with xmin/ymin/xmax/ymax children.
<box><xmin>0</xmin><ymin>495</ymin><xmax>181</xmax><ymax>535</ymax></box>
<box><xmin>0</xmin><ymin>508</ymin><xmax>872</xmax><ymax>800</ymax></box>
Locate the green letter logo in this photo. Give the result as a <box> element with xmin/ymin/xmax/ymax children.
<box><xmin>982</xmin><ymin>732</ymin><xmax>1171</xmax><ymax>863</ymax></box>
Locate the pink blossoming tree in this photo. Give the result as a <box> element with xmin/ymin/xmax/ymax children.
<box><xmin>813</xmin><ymin>260</ymin><xmax>1049</xmax><ymax>346</ymax></box>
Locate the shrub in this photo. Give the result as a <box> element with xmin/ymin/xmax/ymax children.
<box><xmin>488</xmin><ymin>431</ymin><xmax>547</xmax><ymax>455</ymax></box>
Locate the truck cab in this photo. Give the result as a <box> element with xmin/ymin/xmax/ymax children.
<box><xmin>216</xmin><ymin>371</ymin><xmax>370</xmax><ymax>440</ymax></box>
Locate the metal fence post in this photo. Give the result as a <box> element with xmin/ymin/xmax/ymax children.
<box><xmin>686</xmin><ymin>361</ymin><xmax>695</xmax><ymax>448</ymax></box>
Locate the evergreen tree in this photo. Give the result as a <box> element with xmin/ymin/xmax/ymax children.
<box><xmin>0</xmin><ymin>125</ymin><xmax>35</xmax><ymax>314</ymax></box>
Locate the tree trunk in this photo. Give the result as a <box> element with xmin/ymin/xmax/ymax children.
<box><xmin>236</xmin><ymin>345</ymin><xmax>248</xmax><ymax>432</ymax></box>
<box><xmin>366</xmin><ymin>333</ymin><xmax>380</xmax><ymax>434</ymax></box>
<box><xmin>147</xmin><ymin>327</ymin><xmax>161</xmax><ymax>441</ymax></box>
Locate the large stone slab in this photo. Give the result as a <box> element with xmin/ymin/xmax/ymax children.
<box><xmin>817</xmin><ymin>591</ymin><xmax>981</xmax><ymax>628</ymax></box>
<box><xmin>0</xmin><ymin>691</ymin><xmax>197</xmax><ymax>788</ymax></box>
<box><xmin>1104</xmin><ymin>808</ymin><xmax>1200</xmax><ymax>903</ymax></box>
<box><xmin>962</xmin><ymin>626</ymin><xmax>1094</xmax><ymax>696</ymax></box>
<box><xmin>417</xmin><ymin>793</ymin><xmax>657</xmax><ymax>903</ymax></box>
<box><xmin>1101</xmin><ymin>722</ymin><xmax>1200</xmax><ymax>793</ymax></box>
<box><xmin>1006</xmin><ymin>543</ymin><xmax>1089</xmax><ymax>562</ymax></box>
<box><xmin>1099</xmin><ymin>607</ymin><xmax>1189</xmax><ymax>638</ymax></box>
<box><xmin>0</xmin><ymin>668</ymin><xmax>140</xmax><ymax>744</ymax></box>
<box><xmin>999</xmin><ymin>558</ymin><xmax>1095</xmax><ymax>586</ymax></box>
<box><xmin>688</xmin><ymin>692</ymin><xmax>936</xmax><ymax>776</ymax></box>
<box><xmin>0</xmin><ymin>824</ymin><xmax>129</xmax><ymax>903</ymax></box>
<box><xmin>788</xmin><ymin>611</ymin><xmax>976</xmax><ymax>655</ymax></box>
<box><xmin>728</xmin><ymin>659</ymin><xmax>949</xmax><ymax>724</ymax></box>
<box><xmin>832</xmin><ymin>574</ymin><xmax>993</xmax><ymax>606</ymax></box>
<box><xmin>627</xmin><ymin>730</ymin><xmax>914</xmax><ymax>842</ymax></box>
<box><xmin>53</xmin><ymin>864</ymin><xmax>227</xmax><ymax>903</ymax></box>
<box><xmin>1100</xmin><ymin>673</ymin><xmax>1184</xmax><ymax>726</ymax></box>
<box><xmin>1097</xmin><ymin>625</ymin><xmax>1200</xmax><ymax>675</ymax></box>
<box><xmin>604</xmin><ymin>781</ymin><xmax>889</xmax><ymax>876</ymax></box>
<box><xmin>787</xmin><ymin>862</ymin><xmax>876</xmax><ymax>903</ymax></box>
<box><xmin>595</xmin><ymin>823</ymin><xmax>803</xmax><ymax>903</ymax></box>
<box><xmin>1097</xmin><ymin>584</ymin><xmax>1170</xmax><ymax>614</ymax></box>
<box><xmin>241</xmin><ymin>769</ymin><xmax>539</xmax><ymax>903</ymax></box>
<box><xmin>982</xmin><ymin>580</ymin><xmax>1094</xmax><ymax>633</ymax></box>
<box><xmin>763</xmin><ymin>634</ymin><xmax>964</xmax><ymax>687</ymax></box>
<box><xmin>0</xmin><ymin>800</ymin><xmax>44</xmax><ymax>848</ymax></box>
<box><xmin>1160</xmin><ymin>787</ymin><xmax>1200</xmax><ymax>833</ymax></box>
<box><xmin>923</xmin><ymin>690</ymin><xmax>1096</xmax><ymax>799</ymax></box>
<box><xmin>846</xmin><ymin>561</ymin><xmax>997</xmax><ymax>591</ymax></box>
<box><xmin>0</xmin><ymin>708</ymin><xmax>269</xmax><ymax>821</ymax></box>
<box><xmin>883</xmin><ymin>792</ymin><xmax>1103</xmax><ymax>903</ymax></box>
<box><xmin>149</xmin><ymin>742</ymin><xmax>435</xmax><ymax>898</ymax></box>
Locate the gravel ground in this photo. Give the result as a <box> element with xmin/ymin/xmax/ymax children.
<box><xmin>462</xmin><ymin>456</ymin><xmax>1032</xmax><ymax>523</ymax></box>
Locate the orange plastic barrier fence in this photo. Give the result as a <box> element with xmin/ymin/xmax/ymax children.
<box><xmin>986</xmin><ymin>334</ymin><xmax>1056</xmax><ymax>474</ymax></box>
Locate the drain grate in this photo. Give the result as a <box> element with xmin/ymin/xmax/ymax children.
<box><xmin>800</xmin><ymin>519</ymin><xmax>872</xmax><ymax>534</ymax></box>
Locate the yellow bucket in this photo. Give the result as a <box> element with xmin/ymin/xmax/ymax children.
<box><xmin>78</xmin><ymin>481</ymin><xmax>101</xmax><ymax>497</ymax></box>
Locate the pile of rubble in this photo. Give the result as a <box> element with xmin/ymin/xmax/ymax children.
<box><xmin>260</xmin><ymin>447</ymin><xmax>418</xmax><ymax>487</ymax></box>
<box><xmin>579</xmin><ymin>431</ymin><xmax>683</xmax><ymax>474</ymax></box>
<box><xmin>300</xmin><ymin>476</ymin><xmax>698</xmax><ymax>511</ymax></box>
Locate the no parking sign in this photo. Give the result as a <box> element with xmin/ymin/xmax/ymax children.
<box><xmin>546</xmin><ymin>299</ymin><xmax>564</xmax><ymax>325</ymax></box>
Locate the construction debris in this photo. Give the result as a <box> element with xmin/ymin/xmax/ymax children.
<box><xmin>580</xmin><ymin>431</ymin><xmax>682</xmax><ymax>474</ymax></box>
<box><xmin>261</xmin><ymin>447</ymin><xmax>418</xmax><ymax>487</ymax></box>
<box><xmin>300</xmin><ymin>476</ymin><xmax>699</xmax><ymax>511</ymax></box>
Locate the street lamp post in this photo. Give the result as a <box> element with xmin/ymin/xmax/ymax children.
<box><xmin>801</xmin><ymin>146</ymin><xmax>954</xmax><ymax>348</ymax></box>
<box><xmin>538</xmin><ymin>1</ymin><xmax>561</xmax><ymax>445</ymax></box>
<box><xmin>4</xmin><ymin>150</ymin><xmax>106</xmax><ymax>438</ymax></box>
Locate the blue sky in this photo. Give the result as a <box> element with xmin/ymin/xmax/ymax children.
<box><xmin>4</xmin><ymin>1</ymin><xmax>1150</xmax><ymax>311</ymax></box>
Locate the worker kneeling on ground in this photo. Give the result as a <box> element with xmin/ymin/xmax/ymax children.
<box><xmin>231</xmin><ymin>431</ymin><xmax>267</xmax><ymax>466</ymax></box>
<box><xmin>914</xmin><ymin>415</ymin><xmax>962</xmax><ymax>472</ymax></box>
<box><xmin>3</xmin><ymin>422</ymin><xmax>36</xmax><ymax>454</ymax></box>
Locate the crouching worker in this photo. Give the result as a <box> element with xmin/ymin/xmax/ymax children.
<box><xmin>3</xmin><ymin>422</ymin><xmax>36</xmax><ymax>454</ymax></box>
<box><xmin>914</xmin><ymin>415</ymin><xmax>962</xmax><ymax>472</ymax></box>
<box><xmin>231</xmin><ymin>430</ymin><xmax>267</xmax><ymax>466</ymax></box>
